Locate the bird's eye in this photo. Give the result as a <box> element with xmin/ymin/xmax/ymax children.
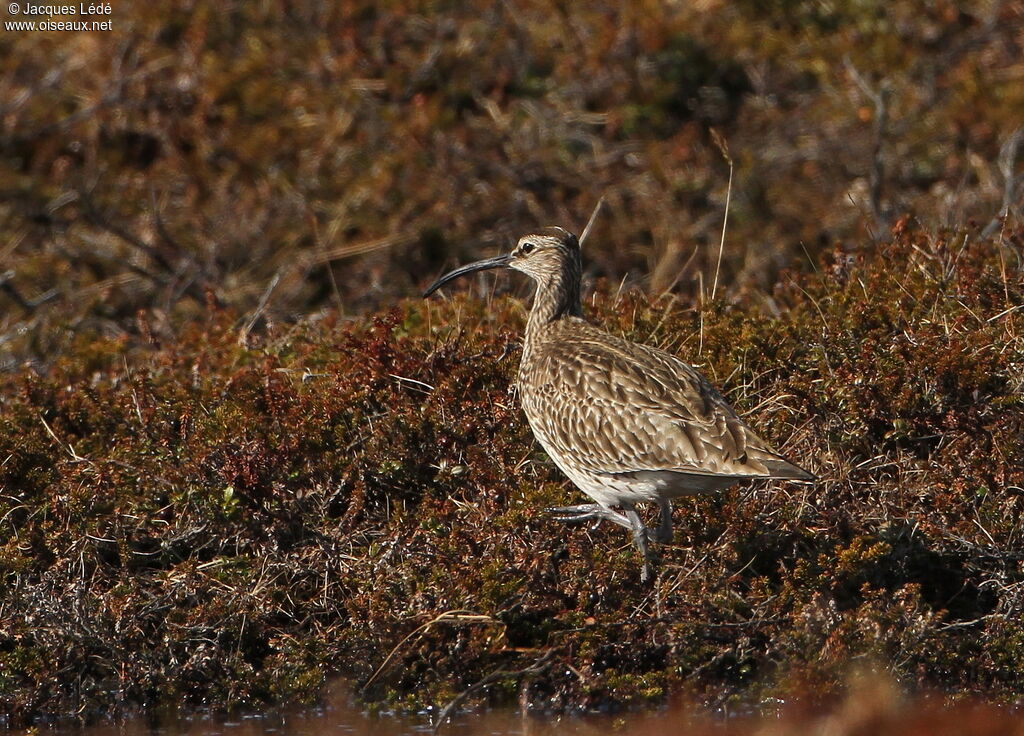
<box><xmin>520</xmin><ymin>242</ymin><xmax>535</xmax><ymax>254</ymax></box>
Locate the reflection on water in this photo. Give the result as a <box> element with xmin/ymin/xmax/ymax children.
<box><xmin>10</xmin><ymin>677</ymin><xmax>720</xmax><ymax>736</ymax></box>
<box><xmin>11</xmin><ymin>707</ymin><xmax>718</xmax><ymax>736</ymax></box>
<box><xmin>12</xmin><ymin>675</ymin><xmax>1024</xmax><ymax>736</ymax></box>
<box><xmin>9</xmin><ymin>677</ymin><xmax>710</xmax><ymax>736</ymax></box>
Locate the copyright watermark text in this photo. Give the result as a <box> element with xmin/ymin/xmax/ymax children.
<box><xmin>5</xmin><ymin>3</ymin><xmax>113</xmax><ymax>32</ymax></box>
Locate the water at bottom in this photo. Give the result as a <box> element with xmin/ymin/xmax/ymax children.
<box><xmin>10</xmin><ymin>678</ymin><xmax>719</xmax><ymax>736</ymax></box>
<box><xmin>12</xmin><ymin>675</ymin><xmax>1024</xmax><ymax>736</ymax></box>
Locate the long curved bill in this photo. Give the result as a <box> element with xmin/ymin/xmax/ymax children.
<box><xmin>422</xmin><ymin>254</ymin><xmax>512</xmax><ymax>297</ymax></box>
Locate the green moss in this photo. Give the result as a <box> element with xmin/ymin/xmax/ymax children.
<box><xmin>598</xmin><ymin>671</ymin><xmax>671</xmax><ymax>706</ymax></box>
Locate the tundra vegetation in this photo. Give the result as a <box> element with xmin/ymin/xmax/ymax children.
<box><xmin>0</xmin><ymin>0</ymin><xmax>1022</xmax><ymax>729</ymax></box>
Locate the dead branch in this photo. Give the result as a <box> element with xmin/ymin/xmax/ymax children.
<box><xmin>0</xmin><ymin>270</ymin><xmax>59</xmax><ymax>312</ymax></box>
<box><xmin>844</xmin><ymin>58</ymin><xmax>892</xmax><ymax>234</ymax></box>
<box><xmin>79</xmin><ymin>188</ymin><xmax>176</xmax><ymax>276</ymax></box>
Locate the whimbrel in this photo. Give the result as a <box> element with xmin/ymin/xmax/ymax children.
<box><xmin>424</xmin><ymin>228</ymin><xmax>813</xmax><ymax>581</ymax></box>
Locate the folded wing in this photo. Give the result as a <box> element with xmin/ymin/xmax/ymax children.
<box><xmin>522</xmin><ymin>321</ymin><xmax>813</xmax><ymax>482</ymax></box>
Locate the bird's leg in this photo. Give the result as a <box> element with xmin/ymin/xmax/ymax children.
<box><xmin>624</xmin><ymin>505</ymin><xmax>654</xmax><ymax>583</ymax></box>
<box><xmin>546</xmin><ymin>503</ymin><xmax>634</xmax><ymax>531</ymax></box>
<box><xmin>651</xmin><ymin>498</ymin><xmax>674</xmax><ymax>544</ymax></box>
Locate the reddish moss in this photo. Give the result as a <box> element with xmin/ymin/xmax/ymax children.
<box><xmin>0</xmin><ymin>226</ymin><xmax>1022</xmax><ymax>725</ymax></box>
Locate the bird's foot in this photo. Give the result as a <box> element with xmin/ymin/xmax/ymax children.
<box><xmin>635</xmin><ymin>532</ymin><xmax>657</xmax><ymax>584</ymax></box>
<box><xmin>650</xmin><ymin>498</ymin><xmax>674</xmax><ymax>544</ymax></box>
<box><xmin>639</xmin><ymin>556</ymin><xmax>653</xmax><ymax>583</ymax></box>
<box><xmin>644</xmin><ymin>527</ymin><xmax>671</xmax><ymax>544</ymax></box>
<box><xmin>649</xmin><ymin>521</ymin><xmax>673</xmax><ymax>544</ymax></box>
<box><xmin>549</xmin><ymin>504</ymin><xmax>663</xmax><ymax>582</ymax></box>
<box><xmin>546</xmin><ymin>504</ymin><xmax>634</xmax><ymax>531</ymax></box>
<box><xmin>625</xmin><ymin>508</ymin><xmax>658</xmax><ymax>583</ymax></box>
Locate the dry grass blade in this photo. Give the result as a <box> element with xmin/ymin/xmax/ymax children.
<box><xmin>362</xmin><ymin>611</ymin><xmax>504</xmax><ymax>692</ymax></box>
<box><xmin>312</xmin><ymin>233</ymin><xmax>417</xmax><ymax>264</ymax></box>
<box><xmin>38</xmin><ymin>414</ymin><xmax>87</xmax><ymax>463</ymax></box>
<box><xmin>709</xmin><ymin>128</ymin><xmax>733</xmax><ymax>301</ymax></box>
<box><xmin>982</xmin><ymin>127</ymin><xmax>1023</xmax><ymax>238</ymax></box>
<box><xmin>238</xmin><ymin>272</ymin><xmax>282</xmax><ymax>344</ymax></box>
<box><xmin>579</xmin><ymin>195</ymin><xmax>605</xmax><ymax>247</ymax></box>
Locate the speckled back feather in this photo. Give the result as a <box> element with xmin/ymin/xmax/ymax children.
<box><xmin>519</xmin><ymin>317</ymin><xmax>811</xmax><ymax>485</ymax></box>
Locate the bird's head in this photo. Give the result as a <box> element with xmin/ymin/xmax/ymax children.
<box><xmin>423</xmin><ymin>227</ymin><xmax>580</xmax><ymax>297</ymax></box>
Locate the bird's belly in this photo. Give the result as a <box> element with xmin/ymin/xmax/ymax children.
<box><xmin>535</xmin><ymin>435</ymin><xmax>737</xmax><ymax>507</ymax></box>
<box><xmin>532</xmin><ymin>437</ymin><xmax>697</xmax><ymax>507</ymax></box>
<box><xmin>522</xmin><ymin>402</ymin><xmax>737</xmax><ymax>507</ymax></box>
<box><xmin>562</xmin><ymin>466</ymin><xmax>735</xmax><ymax>506</ymax></box>
<box><xmin>570</xmin><ymin>470</ymin><xmax>665</xmax><ymax>507</ymax></box>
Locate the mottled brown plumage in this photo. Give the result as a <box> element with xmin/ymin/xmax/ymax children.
<box><xmin>425</xmin><ymin>227</ymin><xmax>813</xmax><ymax>581</ymax></box>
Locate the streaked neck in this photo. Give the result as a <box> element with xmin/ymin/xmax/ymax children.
<box><xmin>525</xmin><ymin>261</ymin><xmax>582</xmax><ymax>341</ymax></box>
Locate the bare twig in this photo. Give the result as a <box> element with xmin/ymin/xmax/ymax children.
<box><xmin>0</xmin><ymin>270</ymin><xmax>58</xmax><ymax>311</ymax></box>
<box><xmin>844</xmin><ymin>58</ymin><xmax>891</xmax><ymax>233</ymax></box>
<box><xmin>306</xmin><ymin>208</ymin><xmax>343</xmax><ymax>310</ymax></box>
<box><xmin>4</xmin><ymin>56</ymin><xmax>173</xmax><ymax>145</ymax></box>
<box><xmin>148</xmin><ymin>184</ymin><xmax>189</xmax><ymax>258</ymax></box>
<box><xmin>78</xmin><ymin>188</ymin><xmax>216</xmax><ymax>306</ymax></box>
<box><xmin>79</xmin><ymin>188</ymin><xmax>175</xmax><ymax>276</ymax></box>
<box><xmin>0</xmin><ymin>66</ymin><xmax>65</xmax><ymax>120</ymax></box>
